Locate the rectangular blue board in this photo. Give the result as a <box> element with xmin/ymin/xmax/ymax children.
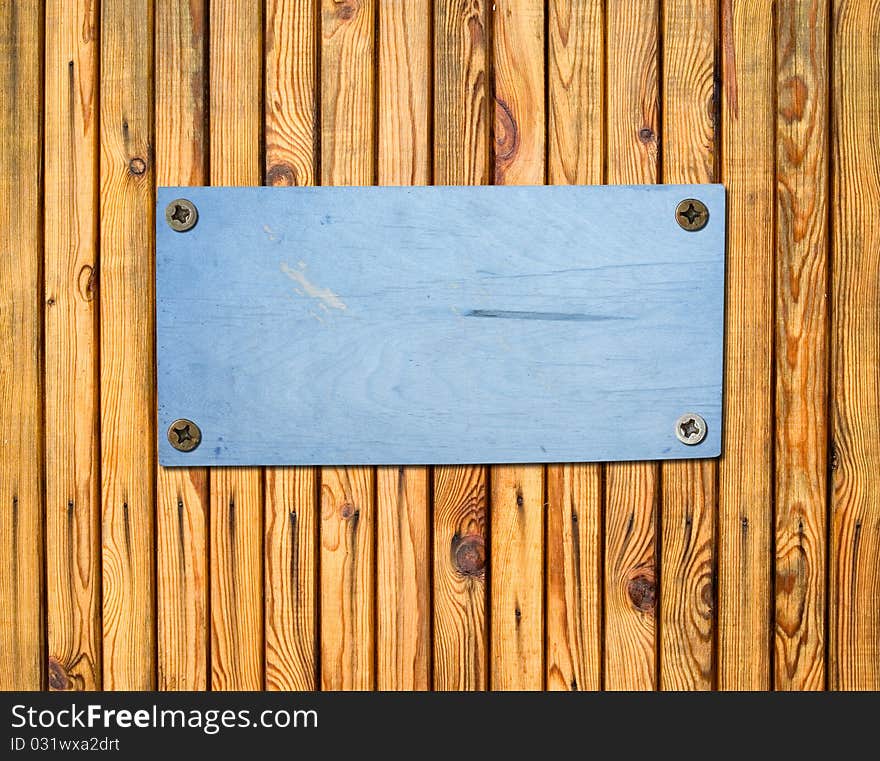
<box><xmin>156</xmin><ymin>184</ymin><xmax>726</xmax><ymax>466</ymax></box>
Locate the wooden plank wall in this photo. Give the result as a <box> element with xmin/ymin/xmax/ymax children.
<box><xmin>2</xmin><ymin>0</ymin><xmax>878</xmax><ymax>691</ymax></box>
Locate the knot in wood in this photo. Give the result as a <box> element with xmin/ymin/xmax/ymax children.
<box><xmin>77</xmin><ymin>264</ymin><xmax>97</xmax><ymax>302</ymax></box>
<box><xmin>340</xmin><ymin>502</ymin><xmax>357</xmax><ymax>520</ymax></box>
<box><xmin>336</xmin><ymin>0</ymin><xmax>356</xmax><ymax>20</ymax></box>
<box><xmin>493</xmin><ymin>98</ymin><xmax>519</xmax><ymax>171</ymax></box>
<box><xmin>452</xmin><ymin>533</ymin><xmax>485</xmax><ymax>577</ymax></box>
<box><xmin>700</xmin><ymin>577</ymin><xmax>714</xmax><ymax>611</ymax></box>
<box><xmin>267</xmin><ymin>163</ymin><xmax>296</xmax><ymax>186</ymax></box>
<box><xmin>128</xmin><ymin>156</ymin><xmax>147</xmax><ymax>175</ymax></box>
<box><xmin>48</xmin><ymin>657</ymin><xmax>73</xmax><ymax>690</ymax></box>
<box><xmin>627</xmin><ymin>573</ymin><xmax>656</xmax><ymax>614</ymax></box>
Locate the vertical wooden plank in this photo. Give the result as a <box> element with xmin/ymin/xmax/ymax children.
<box><xmin>0</xmin><ymin>0</ymin><xmax>44</xmax><ymax>691</ymax></box>
<box><xmin>320</xmin><ymin>466</ymin><xmax>375</xmax><ymax>690</ymax></box>
<box><xmin>546</xmin><ymin>468</ymin><xmax>602</xmax><ymax>691</ymax></box>
<box><xmin>659</xmin><ymin>0</ymin><xmax>718</xmax><ymax>691</ymax></box>
<box><xmin>774</xmin><ymin>0</ymin><xmax>828</xmax><ymax>691</ymax></box>
<box><xmin>547</xmin><ymin>0</ymin><xmax>603</xmax><ymax>185</ymax></box>
<box><xmin>376</xmin><ymin>468</ymin><xmax>430</xmax><ymax>690</ymax></box>
<box><xmin>155</xmin><ymin>0</ymin><xmax>209</xmax><ymax>691</ymax></box>
<box><xmin>378</xmin><ymin>0</ymin><xmax>430</xmax><ymax>184</ymax></box>
<box><xmin>320</xmin><ymin>0</ymin><xmax>375</xmax><ymax>183</ymax></box>
<box><xmin>99</xmin><ymin>0</ymin><xmax>155</xmax><ymax>690</ymax></box>
<box><xmin>319</xmin><ymin>0</ymin><xmax>376</xmax><ymax>691</ymax></box>
<box><xmin>603</xmin><ymin>0</ymin><xmax>659</xmax><ymax>691</ymax></box>
<box><xmin>659</xmin><ymin>470</ymin><xmax>714</xmax><ymax>690</ymax></box>
<box><xmin>545</xmin><ymin>0</ymin><xmax>603</xmax><ymax>692</ymax></box>
<box><xmin>266</xmin><ymin>0</ymin><xmax>318</xmax><ymax>189</ymax></box>
<box><xmin>433</xmin><ymin>467</ymin><xmax>487</xmax><ymax>690</ymax></box>
<box><xmin>265</xmin><ymin>470</ymin><xmax>317</xmax><ymax>690</ymax></box>
<box><xmin>492</xmin><ymin>0</ymin><xmax>544</xmax><ymax>186</ymax></box>
<box><xmin>490</xmin><ymin>463</ymin><xmax>544</xmax><ymax>690</ymax></box>
<box><xmin>718</xmin><ymin>0</ymin><xmax>774</xmax><ymax>690</ymax></box>
<box><xmin>376</xmin><ymin>0</ymin><xmax>431</xmax><ymax>691</ymax></box>
<box><xmin>830</xmin><ymin>0</ymin><xmax>880</xmax><ymax>691</ymax></box>
<box><xmin>264</xmin><ymin>0</ymin><xmax>319</xmax><ymax>692</ymax></box>
<box><xmin>490</xmin><ymin>0</ymin><xmax>545</xmax><ymax>691</ymax></box>
<box><xmin>435</xmin><ymin>0</ymin><xmax>490</xmax><ymax>186</ymax></box>
<box><xmin>209</xmin><ymin>0</ymin><xmax>264</xmax><ymax>691</ymax></box>
<box><xmin>433</xmin><ymin>0</ymin><xmax>490</xmax><ymax>691</ymax></box>
<box><xmin>44</xmin><ymin>0</ymin><xmax>101</xmax><ymax>691</ymax></box>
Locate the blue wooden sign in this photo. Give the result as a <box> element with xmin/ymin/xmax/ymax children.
<box><xmin>156</xmin><ymin>185</ymin><xmax>726</xmax><ymax>466</ymax></box>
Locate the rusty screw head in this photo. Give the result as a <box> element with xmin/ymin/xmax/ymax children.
<box><xmin>675</xmin><ymin>198</ymin><xmax>709</xmax><ymax>231</ymax></box>
<box><xmin>675</xmin><ymin>413</ymin><xmax>707</xmax><ymax>446</ymax></box>
<box><xmin>165</xmin><ymin>198</ymin><xmax>198</xmax><ymax>232</ymax></box>
<box><xmin>167</xmin><ymin>419</ymin><xmax>202</xmax><ymax>452</ymax></box>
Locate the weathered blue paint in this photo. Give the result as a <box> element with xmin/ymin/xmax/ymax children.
<box><xmin>156</xmin><ymin>184</ymin><xmax>726</xmax><ymax>466</ymax></box>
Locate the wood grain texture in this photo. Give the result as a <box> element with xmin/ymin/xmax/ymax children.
<box><xmin>266</xmin><ymin>0</ymin><xmax>317</xmax><ymax>189</ymax></box>
<box><xmin>433</xmin><ymin>466</ymin><xmax>488</xmax><ymax>690</ymax></box>
<box><xmin>432</xmin><ymin>0</ymin><xmax>490</xmax><ymax>691</ymax></box>
<box><xmin>377</xmin><ymin>467</ymin><xmax>430</xmax><ymax>690</ymax></box>
<box><xmin>265</xmin><ymin>469</ymin><xmax>318</xmax><ymax>690</ymax></box>
<box><xmin>547</xmin><ymin>0</ymin><xmax>603</xmax><ymax>186</ymax></box>
<box><xmin>545</xmin><ymin>0</ymin><xmax>603</xmax><ymax>692</ymax></box>
<box><xmin>320</xmin><ymin>467</ymin><xmax>375</xmax><ymax>690</ymax></box>
<box><xmin>14</xmin><ymin>0</ymin><xmax>880</xmax><ymax>695</ymax></box>
<box><xmin>377</xmin><ymin>0</ymin><xmax>431</xmax><ymax>691</ymax></box>
<box><xmin>98</xmin><ymin>0</ymin><xmax>154</xmax><ymax>690</ymax></box>
<box><xmin>774</xmin><ymin>0</ymin><xmax>828</xmax><ymax>691</ymax></box>
<box><xmin>603</xmin><ymin>0</ymin><xmax>659</xmax><ymax>691</ymax></box>
<box><xmin>321</xmin><ymin>0</ymin><xmax>375</xmax><ymax>187</ymax></box>
<box><xmin>492</xmin><ymin>0</ymin><xmax>544</xmax><ymax>186</ymax></box>
<box><xmin>209</xmin><ymin>469</ymin><xmax>264</xmax><ymax>690</ymax></box>
<box><xmin>659</xmin><ymin>0</ymin><xmax>718</xmax><ymax>691</ymax></box>
<box><xmin>43</xmin><ymin>0</ymin><xmax>101</xmax><ymax>691</ymax></box>
<box><xmin>155</xmin><ymin>0</ymin><xmax>209</xmax><ymax>692</ymax></box>
<box><xmin>156</xmin><ymin>470</ymin><xmax>208</xmax><ymax>691</ymax></box>
<box><xmin>546</xmin><ymin>466</ymin><xmax>602</xmax><ymax>690</ymax></box>
<box><xmin>829</xmin><ymin>0</ymin><xmax>880</xmax><ymax>691</ymax></box>
<box><xmin>490</xmin><ymin>467</ymin><xmax>543</xmax><ymax>689</ymax></box>
<box><xmin>434</xmin><ymin>0</ymin><xmax>490</xmax><ymax>186</ymax></box>
<box><xmin>718</xmin><ymin>0</ymin><xmax>774</xmax><ymax>690</ymax></box>
<box><xmin>659</xmin><ymin>460</ymin><xmax>715</xmax><ymax>689</ymax></box>
<box><xmin>490</xmin><ymin>0</ymin><xmax>545</xmax><ymax>691</ymax></box>
<box><xmin>378</xmin><ymin>0</ymin><xmax>430</xmax><ymax>186</ymax></box>
<box><xmin>0</xmin><ymin>0</ymin><xmax>44</xmax><ymax>691</ymax></box>
<box><xmin>319</xmin><ymin>0</ymin><xmax>376</xmax><ymax>691</ymax></box>
<box><xmin>264</xmin><ymin>0</ymin><xmax>319</xmax><ymax>692</ymax></box>
<box><xmin>208</xmin><ymin>0</ymin><xmax>264</xmax><ymax>690</ymax></box>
